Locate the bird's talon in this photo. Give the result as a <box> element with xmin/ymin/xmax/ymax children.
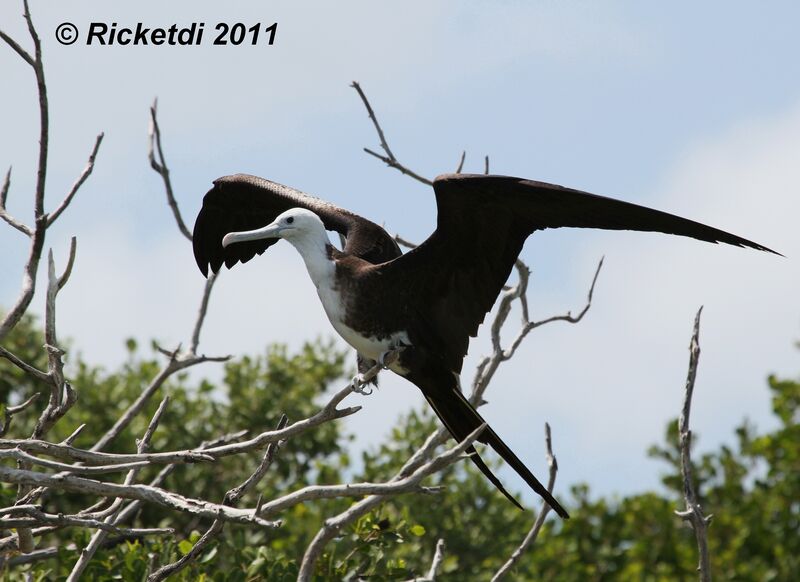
<box><xmin>351</xmin><ymin>374</ymin><xmax>373</xmax><ymax>395</ymax></box>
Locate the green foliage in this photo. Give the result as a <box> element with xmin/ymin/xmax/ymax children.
<box><xmin>1</xmin><ymin>314</ymin><xmax>798</xmax><ymax>580</ymax></box>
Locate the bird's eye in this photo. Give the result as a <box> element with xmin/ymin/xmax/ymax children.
<box><xmin>286</xmin><ymin>216</ymin><xmax>294</xmax><ymax>224</ymax></box>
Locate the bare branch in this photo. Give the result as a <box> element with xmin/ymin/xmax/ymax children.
<box><xmin>352</xmin><ymin>81</ymin><xmax>433</xmax><ymax>186</ymax></box>
<box><xmin>0</xmin><ymin>465</ymin><xmax>281</xmax><ymax>528</ymax></box>
<box><xmin>29</xmin><ymin>245</ymin><xmax>80</xmax><ymax>440</ymax></box>
<box><xmin>406</xmin><ymin>538</ymin><xmax>446</xmax><ymax>582</ymax></box>
<box><xmin>0</xmin><ymin>393</ymin><xmax>40</xmax><ymax>438</ymax></box>
<box><xmin>189</xmin><ymin>271</ymin><xmax>217</xmax><ymax>355</ymax></box>
<box><xmin>66</xmin><ymin>398</ymin><xmax>171</xmax><ymax>581</ymax></box>
<box><xmin>111</xmin><ymin>430</ymin><xmax>249</xmax><ymax>526</ymax></box>
<box><xmin>363</xmin><ymin>148</ymin><xmax>433</xmax><ymax>186</ymax></box>
<box><xmin>0</xmin><ymin>448</ymin><xmax>150</xmax><ymax>475</ymax></box>
<box><xmin>500</xmin><ymin>257</ymin><xmax>603</xmax><ymax>362</ymax></box>
<box><xmin>202</xmin><ymin>378</ymin><xmax>365</xmax><ymax>458</ymax></box>
<box><xmin>57</xmin><ymin>236</ymin><xmax>78</xmax><ymax>290</ymax></box>
<box><xmin>147</xmin><ymin>415</ymin><xmax>289</xmax><ymax>581</ymax></box>
<box><xmin>393</xmin><ymin>234</ymin><xmax>418</xmax><ymax>250</ymax></box>
<box><xmin>0</xmin><ymin>27</ymin><xmax>34</xmax><ymax>67</ymax></box>
<box><xmin>0</xmin><ymin>346</ymin><xmax>49</xmax><ymax>383</ymax></box>
<box><xmin>24</xmin><ymin>0</ymin><xmax>47</xmax><ymax>225</ymax></box>
<box><xmin>90</xmin><ymin>350</ymin><xmax>229</xmax><ymax>453</ymax></box>
<box><xmin>674</xmin><ymin>307</ymin><xmax>712</xmax><ymax>582</ymax></box>
<box><xmin>351</xmin><ymin>81</ymin><xmax>396</xmax><ymax>161</ymax></box>
<box><xmin>455</xmin><ymin>151</ymin><xmax>466</xmax><ymax>173</ymax></box>
<box><xmin>0</xmin><ymin>439</ymin><xmax>214</xmax><ymax>466</ymax></box>
<box><xmin>0</xmin><ymin>167</ymin><xmax>33</xmax><ymax>235</ymax></box>
<box><xmin>474</xmin><ymin>257</ymin><xmax>603</xmax><ymax>402</ymax></box>
<box><xmin>47</xmin><ymin>133</ymin><xmax>104</xmax><ymax>226</ymax></box>
<box><xmin>0</xmin><ymin>0</ymin><xmax>50</xmax><ymax>342</ymax></box>
<box><xmin>297</xmin><ymin>425</ymin><xmax>486</xmax><ymax>581</ymax></box>
<box><xmin>225</xmin><ymin>414</ymin><xmax>289</xmax><ymax>505</ymax></box>
<box><xmin>149</xmin><ymin>98</ymin><xmax>192</xmax><ymax>240</ymax></box>
<box><xmin>149</xmin><ymin>518</ymin><xmax>224</xmax><ymax>582</ymax></box>
<box><xmin>0</xmin><ymin>505</ymin><xmax>173</xmax><ymax>537</ymax></box>
<box><xmin>491</xmin><ymin>423</ymin><xmax>560</xmax><ymax>581</ymax></box>
<box><xmin>61</xmin><ymin>423</ymin><xmax>86</xmax><ymax>446</ymax></box>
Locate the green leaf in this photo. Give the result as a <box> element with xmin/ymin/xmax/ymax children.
<box><xmin>178</xmin><ymin>539</ymin><xmax>194</xmax><ymax>555</ymax></box>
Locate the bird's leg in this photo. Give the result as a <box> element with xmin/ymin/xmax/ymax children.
<box><xmin>378</xmin><ymin>346</ymin><xmax>405</xmax><ymax>370</ymax></box>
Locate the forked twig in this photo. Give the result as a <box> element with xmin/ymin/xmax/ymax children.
<box><xmin>674</xmin><ymin>307</ymin><xmax>712</xmax><ymax>582</ymax></box>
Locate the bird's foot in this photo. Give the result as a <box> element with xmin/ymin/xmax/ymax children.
<box><xmin>350</xmin><ymin>374</ymin><xmax>374</xmax><ymax>396</ymax></box>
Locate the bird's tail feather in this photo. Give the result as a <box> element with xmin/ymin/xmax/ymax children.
<box><xmin>421</xmin><ymin>380</ymin><xmax>569</xmax><ymax>519</ymax></box>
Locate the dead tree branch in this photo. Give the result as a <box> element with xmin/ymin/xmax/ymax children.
<box><xmin>492</xmin><ymin>423</ymin><xmax>560</xmax><ymax>581</ymax></box>
<box><xmin>147</xmin><ymin>414</ymin><xmax>289</xmax><ymax>582</ymax></box>
<box><xmin>297</xmin><ymin>425</ymin><xmax>487</xmax><ymax>581</ymax></box>
<box><xmin>406</xmin><ymin>538</ymin><xmax>446</xmax><ymax>582</ymax></box>
<box><xmin>0</xmin><ymin>1</ymin><xmax>102</xmax><ymax>341</ymax></box>
<box><xmin>351</xmin><ymin>81</ymin><xmax>433</xmax><ymax>186</ymax></box>
<box><xmin>0</xmin><ymin>167</ymin><xmax>32</xmax><ymax>235</ymax></box>
<box><xmin>0</xmin><ymin>505</ymin><xmax>172</xmax><ymax>537</ymax></box>
<box><xmin>47</xmin><ymin>133</ymin><xmax>104</xmax><ymax>226</ymax></box>
<box><xmin>0</xmin><ymin>465</ymin><xmax>282</xmax><ymax>528</ymax></box>
<box><xmin>675</xmin><ymin>307</ymin><xmax>712</xmax><ymax>582</ymax></box>
<box><xmin>149</xmin><ymin>98</ymin><xmax>192</xmax><ymax>241</ymax></box>
<box><xmin>0</xmin><ymin>393</ymin><xmax>40</xmax><ymax>438</ymax></box>
<box><xmin>66</xmin><ymin>397</ymin><xmax>171</xmax><ymax>581</ymax></box>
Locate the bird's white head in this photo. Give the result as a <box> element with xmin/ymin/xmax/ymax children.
<box><xmin>221</xmin><ymin>207</ymin><xmax>327</xmax><ymax>248</ymax></box>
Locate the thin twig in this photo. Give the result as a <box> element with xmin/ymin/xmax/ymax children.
<box><xmin>147</xmin><ymin>415</ymin><xmax>289</xmax><ymax>581</ymax></box>
<box><xmin>0</xmin><ymin>347</ymin><xmax>49</xmax><ymax>383</ymax></box>
<box><xmin>362</xmin><ymin>148</ymin><xmax>433</xmax><ymax>186</ymax></box>
<box><xmin>0</xmin><ymin>0</ymin><xmax>50</xmax><ymax>343</ymax></box>
<box><xmin>149</xmin><ymin>98</ymin><xmax>191</xmax><ymax>240</ymax></box>
<box><xmin>0</xmin><ymin>167</ymin><xmax>33</xmax><ymax>235</ymax></box>
<box><xmin>0</xmin><ymin>439</ymin><xmax>215</xmax><ymax>466</ymax></box>
<box><xmin>90</xmin><ymin>350</ymin><xmax>229</xmax><ymax>453</ymax></box>
<box><xmin>0</xmin><ymin>393</ymin><xmax>40</xmax><ymax>438</ymax></box>
<box><xmin>406</xmin><ymin>539</ymin><xmax>446</xmax><ymax>582</ymax></box>
<box><xmin>455</xmin><ymin>151</ymin><xmax>466</xmax><ymax>173</ymax></box>
<box><xmin>0</xmin><ymin>465</ymin><xmax>281</xmax><ymax>528</ymax></box>
<box><xmin>189</xmin><ymin>271</ymin><xmax>217</xmax><ymax>354</ymax></box>
<box><xmin>47</xmin><ymin>133</ymin><xmax>104</xmax><ymax>226</ymax></box>
<box><xmin>674</xmin><ymin>307</ymin><xmax>712</xmax><ymax>582</ymax></box>
<box><xmin>0</xmin><ymin>26</ymin><xmax>34</xmax><ymax>67</ymax></box>
<box><xmin>0</xmin><ymin>449</ymin><xmax>150</xmax><ymax>475</ymax></box>
<box><xmin>351</xmin><ymin>81</ymin><xmax>396</xmax><ymax>161</ymax></box>
<box><xmin>297</xmin><ymin>425</ymin><xmax>487</xmax><ymax>581</ymax></box>
<box><xmin>352</xmin><ymin>81</ymin><xmax>433</xmax><ymax>186</ymax></box>
<box><xmin>491</xmin><ymin>423</ymin><xmax>560</xmax><ymax>581</ymax></box>
<box><xmin>0</xmin><ymin>505</ymin><xmax>173</xmax><ymax>537</ymax></box>
<box><xmin>67</xmin><ymin>398</ymin><xmax>171</xmax><ymax>581</ymax></box>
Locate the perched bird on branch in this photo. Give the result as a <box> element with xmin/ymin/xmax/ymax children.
<box><xmin>193</xmin><ymin>172</ymin><xmax>777</xmax><ymax>518</ymax></box>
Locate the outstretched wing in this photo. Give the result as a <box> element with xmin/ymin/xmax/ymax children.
<box><xmin>382</xmin><ymin>173</ymin><xmax>778</xmax><ymax>374</ymax></box>
<box><xmin>193</xmin><ymin>174</ymin><xmax>401</xmax><ymax>276</ymax></box>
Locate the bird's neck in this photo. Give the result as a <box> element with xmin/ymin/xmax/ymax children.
<box><xmin>287</xmin><ymin>230</ymin><xmax>336</xmax><ymax>289</ymax></box>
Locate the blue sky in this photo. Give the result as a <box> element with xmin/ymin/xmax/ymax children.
<box><xmin>1</xmin><ymin>1</ymin><xmax>798</xmax><ymax>502</ymax></box>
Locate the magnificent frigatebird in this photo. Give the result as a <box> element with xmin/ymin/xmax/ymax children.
<box><xmin>193</xmin><ymin>173</ymin><xmax>776</xmax><ymax>518</ymax></box>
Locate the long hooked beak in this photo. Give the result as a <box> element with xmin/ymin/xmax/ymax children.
<box><xmin>222</xmin><ymin>222</ymin><xmax>283</xmax><ymax>247</ymax></box>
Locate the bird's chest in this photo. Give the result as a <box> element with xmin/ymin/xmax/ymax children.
<box><xmin>316</xmin><ymin>278</ymin><xmax>409</xmax><ymax>364</ymax></box>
